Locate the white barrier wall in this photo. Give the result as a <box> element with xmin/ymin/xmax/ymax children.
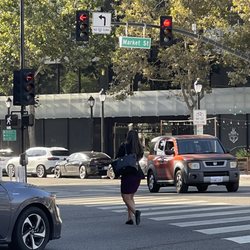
<box><xmin>0</xmin><ymin>87</ymin><xmax>249</xmax><ymax>119</ymax></box>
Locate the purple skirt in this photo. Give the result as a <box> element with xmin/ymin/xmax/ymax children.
<box><xmin>121</xmin><ymin>174</ymin><xmax>141</xmax><ymax>194</ymax></box>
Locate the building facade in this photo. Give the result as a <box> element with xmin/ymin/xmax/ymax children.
<box><xmin>0</xmin><ymin>87</ymin><xmax>249</xmax><ymax>157</ymax></box>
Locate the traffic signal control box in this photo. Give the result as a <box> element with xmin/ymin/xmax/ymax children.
<box><xmin>160</xmin><ymin>16</ymin><xmax>173</xmax><ymax>47</ymax></box>
<box><xmin>13</xmin><ymin>69</ymin><xmax>35</xmax><ymax>106</ymax></box>
<box><xmin>76</xmin><ymin>10</ymin><xmax>89</xmax><ymax>42</ymax></box>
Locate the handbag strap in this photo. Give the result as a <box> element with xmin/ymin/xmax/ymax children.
<box><xmin>124</xmin><ymin>143</ymin><xmax>128</xmax><ymax>155</ymax></box>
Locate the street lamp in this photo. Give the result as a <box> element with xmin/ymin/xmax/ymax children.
<box><xmin>87</xmin><ymin>95</ymin><xmax>95</xmax><ymax>150</ymax></box>
<box><xmin>194</xmin><ymin>78</ymin><xmax>203</xmax><ymax>135</ymax></box>
<box><xmin>5</xmin><ymin>97</ymin><xmax>12</xmax><ymax>115</ymax></box>
<box><xmin>194</xmin><ymin>78</ymin><xmax>202</xmax><ymax>109</ymax></box>
<box><xmin>87</xmin><ymin>96</ymin><xmax>95</xmax><ymax>119</ymax></box>
<box><xmin>99</xmin><ymin>89</ymin><xmax>106</xmax><ymax>152</ymax></box>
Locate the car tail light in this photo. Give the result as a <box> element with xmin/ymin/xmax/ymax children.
<box><xmin>47</xmin><ymin>157</ymin><xmax>60</xmax><ymax>160</ymax></box>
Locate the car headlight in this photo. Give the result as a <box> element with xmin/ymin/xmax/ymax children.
<box><xmin>230</xmin><ymin>161</ymin><xmax>237</xmax><ymax>168</ymax></box>
<box><xmin>188</xmin><ymin>162</ymin><xmax>200</xmax><ymax>169</ymax></box>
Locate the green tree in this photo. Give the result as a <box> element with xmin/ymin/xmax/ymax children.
<box><xmin>0</xmin><ymin>0</ymin><xmax>116</xmax><ymax>147</ymax></box>
<box><xmin>110</xmin><ymin>0</ymin><xmax>250</xmax><ymax>114</ymax></box>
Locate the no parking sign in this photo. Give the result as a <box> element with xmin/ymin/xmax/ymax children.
<box><xmin>193</xmin><ymin>110</ymin><xmax>207</xmax><ymax>125</ymax></box>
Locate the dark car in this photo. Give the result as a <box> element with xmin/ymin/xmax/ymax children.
<box><xmin>147</xmin><ymin>134</ymin><xmax>240</xmax><ymax>193</ymax></box>
<box><xmin>0</xmin><ymin>181</ymin><xmax>62</xmax><ymax>250</ymax></box>
<box><xmin>54</xmin><ymin>151</ymin><xmax>112</xmax><ymax>179</ymax></box>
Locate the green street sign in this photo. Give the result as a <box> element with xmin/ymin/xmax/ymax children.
<box><xmin>3</xmin><ymin>129</ymin><xmax>17</xmax><ymax>141</ymax></box>
<box><xmin>119</xmin><ymin>36</ymin><xmax>151</xmax><ymax>49</ymax></box>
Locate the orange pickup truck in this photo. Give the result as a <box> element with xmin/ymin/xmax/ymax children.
<box><xmin>146</xmin><ymin>134</ymin><xmax>240</xmax><ymax>193</ymax></box>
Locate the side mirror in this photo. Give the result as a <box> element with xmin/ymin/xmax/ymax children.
<box><xmin>19</xmin><ymin>153</ymin><xmax>28</xmax><ymax>166</ymax></box>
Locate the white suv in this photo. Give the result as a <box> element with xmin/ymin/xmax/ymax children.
<box><xmin>5</xmin><ymin>147</ymin><xmax>69</xmax><ymax>178</ymax></box>
<box><xmin>0</xmin><ymin>149</ymin><xmax>15</xmax><ymax>176</ymax></box>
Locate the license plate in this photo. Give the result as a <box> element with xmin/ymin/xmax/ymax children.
<box><xmin>210</xmin><ymin>176</ymin><xmax>223</xmax><ymax>183</ymax></box>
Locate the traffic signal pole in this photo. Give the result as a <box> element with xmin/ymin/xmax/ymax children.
<box><xmin>20</xmin><ymin>0</ymin><xmax>27</xmax><ymax>183</ymax></box>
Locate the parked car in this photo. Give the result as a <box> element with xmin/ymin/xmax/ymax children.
<box><xmin>0</xmin><ymin>148</ymin><xmax>14</xmax><ymax>176</ymax></box>
<box><xmin>54</xmin><ymin>151</ymin><xmax>112</xmax><ymax>179</ymax></box>
<box><xmin>147</xmin><ymin>134</ymin><xmax>240</xmax><ymax>193</ymax></box>
<box><xmin>5</xmin><ymin>147</ymin><xmax>69</xmax><ymax>178</ymax></box>
<box><xmin>0</xmin><ymin>180</ymin><xmax>62</xmax><ymax>250</ymax></box>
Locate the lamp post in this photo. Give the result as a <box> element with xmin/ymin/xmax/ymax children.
<box><xmin>5</xmin><ymin>97</ymin><xmax>12</xmax><ymax>149</ymax></box>
<box><xmin>194</xmin><ymin>78</ymin><xmax>203</xmax><ymax>135</ymax></box>
<box><xmin>87</xmin><ymin>95</ymin><xmax>95</xmax><ymax>150</ymax></box>
<box><xmin>194</xmin><ymin>78</ymin><xmax>202</xmax><ymax>109</ymax></box>
<box><xmin>5</xmin><ymin>97</ymin><xmax>12</xmax><ymax>115</ymax></box>
<box><xmin>99</xmin><ymin>89</ymin><xmax>106</xmax><ymax>152</ymax></box>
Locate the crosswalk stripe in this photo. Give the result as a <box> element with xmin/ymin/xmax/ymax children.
<box><xmin>170</xmin><ymin>216</ymin><xmax>250</xmax><ymax>227</ymax></box>
<box><xmin>84</xmin><ymin>197</ymin><xmax>191</xmax><ymax>206</ymax></box>
<box><xmin>142</xmin><ymin>205</ymin><xmax>244</xmax><ymax>216</ymax></box>
<box><xmin>151</xmin><ymin>208</ymin><xmax>250</xmax><ymax>221</ymax></box>
<box><xmin>196</xmin><ymin>225</ymin><xmax>250</xmax><ymax>235</ymax></box>
<box><xmin>99</xmin><ymin>199</ymin><xmax>200</xmax><ymax>210</ymax></box>
<box><xmin>224</xmin><ymin>235</ymin><xmax>250</xmax><ymax>244</ymax></box>
<box><xmin>77</xmin><ymin>196</ymin><xmax>183</xmax><ymax>202</ymax></box>
<box><xmin>57</xmin><ymin>196</ymin><xmax>193</xmax><ymax>206</ymax></box>
<box><xmin>112</xmin><ymin>202</ymin><xmax>226</xmax><ymax>213</ymax></box>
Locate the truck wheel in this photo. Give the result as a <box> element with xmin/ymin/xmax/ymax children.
<box><xmin>196</xmin><ymin>184</ymin><xmax>208</xmax><ymax>192</ymax></box>
<box><xmin>226</xmin><ymin>182</ymin><xmax>239</xmax><ymax>192</ymax></box>
<box><xmin>175</xmin><ymin>170</ymin><xmax>188</xmax><ymax>193</ymax></box>
<box><xmin>147</xmin><ymin>171</ymin><xmax>160</xmax><ymax>193</ymax></box>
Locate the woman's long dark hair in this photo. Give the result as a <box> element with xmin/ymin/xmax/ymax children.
<box><xmin>126</xmin><ymin>130</ymin><xmax>143</xmax><ymax>158</ymax></box>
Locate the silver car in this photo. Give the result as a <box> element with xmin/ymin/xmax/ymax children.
<box><xmin>0</xmin><ymin>181</ymin><xmax>62</xmax><ymax>249</ymax></box>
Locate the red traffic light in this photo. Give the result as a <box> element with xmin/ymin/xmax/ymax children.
<box><xmin>79</xmin><ymin>14</ymin><xmax>88</xmax><ymax>22</ymax></box>
<box><xmin>25</xmin><ymin>73</ymin><xmax>34</xmax><ymax>82</ymax></box>
<box><xmin>76</xmin><ymin>10</ymin><xmax>89</xmax><ymax>42</ymax></box>
<box><xmin>160</xmin><ymin>16</ymin><xmax>173</xmax><ymax>47</ymax></box>
<box><xmin>162</xmin><ymin>19</ymin><xmax>172</xmax><ymax>28</ymax></box>
<box><xmin>161</xmin><ymin>16</ymin><xmax>172</xmax><ymax>29</ymax></box>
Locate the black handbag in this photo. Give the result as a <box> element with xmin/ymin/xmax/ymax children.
<box><xmin>112</xmin><ymin>146</ymin><xmax>138</xmax><ymax>176</ymax></box>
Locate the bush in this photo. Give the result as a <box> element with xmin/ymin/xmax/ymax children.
<box><xmin>236</xmin><ymin>148</ymin><xmax>250</xmax><ymax>157</ymax></box>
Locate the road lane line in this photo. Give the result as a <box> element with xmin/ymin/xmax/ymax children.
<box><xmin>224</xmin><ymin>235</ymin><xmax>250</xmax><ymax>244</ymax></box>
<box><xmin>151</xmin><ymin>209</ymin><xmax>250</xmax><ymax>221</ymax></box>
<box><xmin>196</xmin><ymin>224</ymin><xmax>250</xmax><ymax>235</ymax></box>
<box><xmin>170</xmin><ymin>216</ymin><xmax>250</xmax><ymax>227</ymax></box>
<box><xmin>112</xmin><ymin>201</ymin><xmax>223</xmax><ymax>213</ymax></box>
<box><xmin>142</xmin><ymin>205</ymin><xmax>243</xmax><ymax>216</ymax></box>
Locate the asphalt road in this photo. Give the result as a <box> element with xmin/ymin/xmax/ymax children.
<box><xmin>1</xmin><ymin>175</ymin><xmax>250</xmax><ymax>250</ymax></box>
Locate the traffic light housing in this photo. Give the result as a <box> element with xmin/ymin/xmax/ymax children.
<box><xmin>76</xmin><ymin>10</ymin><xmax>89</xmax><ymax>42</ymax></box>
<box><xmin>13</xmin><ymin>69</ymin><xmax>35</xmax><ymax>106</ymax></box>
<box><xmin>160</xmin><ymin>16</ymin><xmax>173</xmax><ymax>47</ymax></box>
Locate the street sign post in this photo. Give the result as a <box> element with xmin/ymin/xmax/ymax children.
<box><xmin>119</xmin><ymin>36</ymin><xmax>151</xmax><ymax>49</ymax></box>
<box><xmin>92</xmin><ymin>12</ymin><xmax>111</xmax><ymax>34</ymax></box>
<box><xmin>3</xmin><ymin>129</ymin><xmax>17</xmax><ymax>141</ymax></box>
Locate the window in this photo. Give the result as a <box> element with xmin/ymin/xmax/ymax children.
<box><xmin>177</xmin><ymin>139</ymin><xmax>225</xmax><ymax>154</ymax></box>
<box><xmin>50</xmin><ymin>150</ymin><xmax>69</xmax><ymax>156</ymax></box>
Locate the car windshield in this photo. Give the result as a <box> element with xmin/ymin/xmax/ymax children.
<box><xmin>177</xmin><ymin>139</ymin><xmax>225</xmax><ymax>154</ymax></box>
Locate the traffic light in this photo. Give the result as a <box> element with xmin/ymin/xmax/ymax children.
<box><xmin>13</xmin><ymin>69</ymin><xmax>35</xmax><ymax>106</ymax></box>
<box><xmin>160</xmin><ymin>16</ymin><xmax>173</xmax><ymax>47</ymax></box>
<box><xmin>76</xmin><ymin>10</ymin><xmax>89</xmax><ymax>42</ymax></box>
